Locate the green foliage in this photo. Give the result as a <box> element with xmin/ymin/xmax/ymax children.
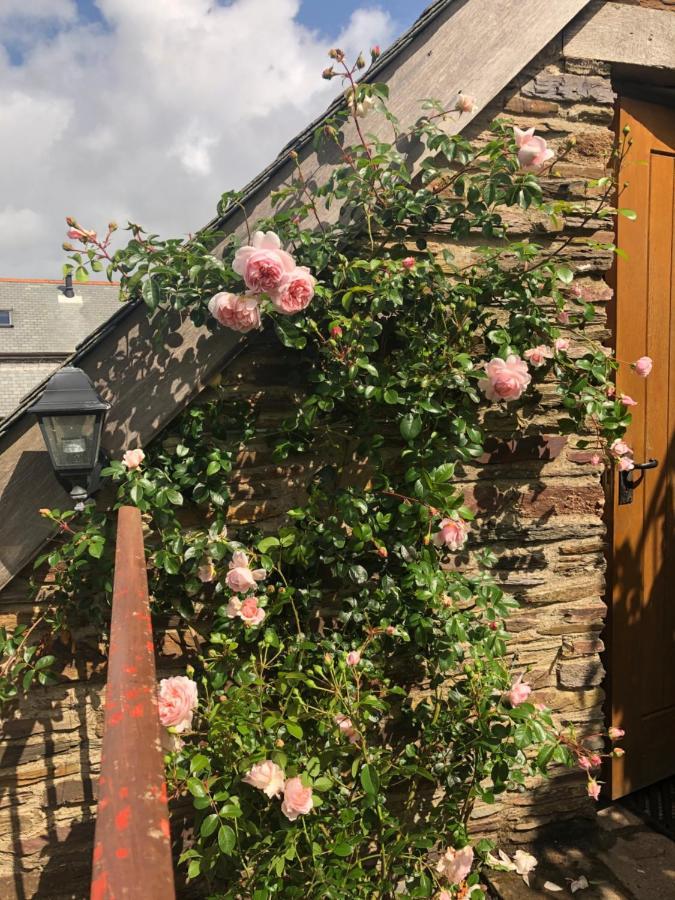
<box><xmin>23</xmin><ymin>67</ymin><xmax>634</xmax><ymax>899</ymax></box>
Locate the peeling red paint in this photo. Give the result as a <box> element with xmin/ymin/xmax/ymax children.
<box><xmin>130</xmin><ymin>703</ymin><xmax>144</xmax><ymax>718</ymax></box>
<box><xmin>91</xmin><ymin>871</ymin><xmax>108</xmax><ymax>900</ymax></box>
<box><xmin>119</xmin><ymin>787</ymin><xmax>129</xmax><ymax>800</ymax></box>
<box><xmin>115</xmin><ymin>847</ymin><xmax>130</xmax><ymax>859</ymax></box>
<box><xmin>160</xmin><ymin>818</ymin><xmax>170</xmax><ymax>839</ymax></box>
<box><xmin>115</xmin><ymin>805</ymin><xmax>131</xmax><ymax>831</ymax></box>
<box><xmin>93</xmin><ymin>842</ymin><xmax>103</xmax><ymax>862</ymax></box>
<box><xmin>124</xmin><ymin>665</ymin><xmax>137</xmax><ymax>675</ymax></box>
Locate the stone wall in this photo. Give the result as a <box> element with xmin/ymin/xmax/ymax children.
<box><xmin>0</xmin><ymin>34</ymin><xmax>622</xmax><ymax>900</ymax></box>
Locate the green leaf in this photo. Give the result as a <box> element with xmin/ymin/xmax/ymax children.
<box><xmin>187</xmin><ymin>777</ymin><xmax>207</xmax><ymax>799</ymax></box>
<box><xmin>286</xmin><ymin>721</ymin><xmax>303</xmax><ymax>739</ymax></box>
<box><xmin>360</xmin><ymin>764</ymin><xmax>380</xmax><ymax>796</ymax></box>
<box><xmin>88</xmin><ymin>540</ymin><xmax>104</xmax><ymax>559</ymax></box>
<box><xmin>200</xmin><ymin>813</ymin><xmax>219</xmax><ymax>838</ymax></box>
<box><xmin>35</xmin><ymin>655</ymin><xmax>55</xmax><ymax>671</ymax></box>
<box><xmin>166</xmin><ymin>489</ymin><xmax>183</xmax><ymax>506</ymax></box>
<box><xmin>331</xmin><ymin>842</ymin><xmax>353</xmax><ymax>857</ymax></box>
<box><xmin>400</xmin><ymin>414</ymin><xmax>422</xmax><ymax>441</ymax></box>
<box><xmin>217</xmin><ymin>824</ymin><xmax>236</xmax><ymax>855</ymax></box>
<box><xmin>142</xmin><ymin>277</ymin><xmax>161</xmax><ymax>310</ymax></box>
<box><xmin>190</xmin><ymin>754</ymin><xmax>210</xmax><ymax>775</ymax></box>
<box><xmin>555</xmin><ymin>265</ymin><xmax>574</xmax><ymax>284</ymax></box>
<box><xmin>257</xmin><ymin>536</ymin><xmax>280</xmax><ymax>553</ymax></box>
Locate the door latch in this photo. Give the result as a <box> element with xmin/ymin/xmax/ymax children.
<box><xmin>618</xmin><ymin>458</ymin><xmax>659</xmax><ymax>505</ymax></box>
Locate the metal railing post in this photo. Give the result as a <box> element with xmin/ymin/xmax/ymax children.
<box><xmin>91</xmin><ymin>506</ymin><xmax>176</xmax><ymax>899</ymax></box>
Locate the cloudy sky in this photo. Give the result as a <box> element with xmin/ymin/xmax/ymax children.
<box><xmin>0</xmin><ymin>0</ymin><xmax>428</xmax><ymax>278</ymax></box>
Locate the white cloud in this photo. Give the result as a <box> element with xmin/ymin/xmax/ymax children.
<box><xmin>0</xmin><ymin>0</ymin><xmax>397</xmax><ymax>276</ymax></box>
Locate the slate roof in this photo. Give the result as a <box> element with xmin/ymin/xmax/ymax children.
<box><xmin>0</xmin><ymin>278</ymin><xmax>121</xmax><ymax>355</ymax></box>
<box><xmin>0</xmin><ymin>278</ymin><xmax>121</xmax><ymax>417</ymax></box>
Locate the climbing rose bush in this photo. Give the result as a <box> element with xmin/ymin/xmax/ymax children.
<box><xmin>32</xmin><ymin>49</ymin><xmax>637</xmax><ymax>899</ymax></box>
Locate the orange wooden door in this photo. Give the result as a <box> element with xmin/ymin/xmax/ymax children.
<box><xmin>611</xmin><ymin>97</ymin><xmax>675</xmax><ymax>799</ymax></box>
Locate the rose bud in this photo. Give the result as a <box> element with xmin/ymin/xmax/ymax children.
<box><xmin>376</xmin><ymin>546</ymin><xmax>388</xmax><ymax>558</ymax></box>
<box><xmin>371</xmin><ymin>45</ymin><xmax>381</xmax><ymax>60</ymax></box>
<box><xmin>330</xmin><ymin>325</ymin><xmax>343</xmax><ymax>338</ymax></box>
<box><xmin>356</xmin><ymin>53</ymin><xmax>366</xmax><ymax>70</ymax></box>
<box><xmin>322</xmin><ymin>67</ymin><xmax>335</xmax><ymax>80</ymax></box>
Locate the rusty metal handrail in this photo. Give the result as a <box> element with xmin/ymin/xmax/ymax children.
<box><xmin>91</xmin><ymin>506</ymin><xmax>176</xmax><ymax>900</ymax></box>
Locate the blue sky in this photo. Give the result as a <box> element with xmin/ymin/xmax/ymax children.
<box><xmin>0</xmin><ymin>0</ymin><xmax>431</xmax><ymax>275</ymax></box>
<box><xmin>69</xmin><ymin>0</ymin><xmax>429</xmax><ymax>34</ymax></box>
<box><xmin>298</xmin><ymin>0</ymin><xmax>428</xmax><ymax>34</ymax></box>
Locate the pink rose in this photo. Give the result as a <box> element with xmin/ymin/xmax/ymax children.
<box><xmin>608</xmin><ymin>726</ymin><xmax>625</xmax><ymax>741</ymax></box>
<box><xmin>524</xmin><ymin>344</ymin><xmax>554</xmax><ymax>368</ymax></box>
<box><xmin>402</xmin><ymin>256</ymin><xmax>415</xmax><ymax>269</ymax></box>
<box><xmin>437</xmin><ymin>893</ymin><xmax>452</xmax><ymax>900</ymax></box>
<box><xmin>239</xmin><ymin>596</ymin><xmax>266</xmax><ymax>627</ymax></box>
<box><xmin>157</xmin><ymin>675</ymin><xmax>198</xmax><ymax>733</ymax></box>
<box><xmin>67</xmin><ymin>227</ymin><xmax>96</xmax><ymax>241</ymax></box>
<box><xmin>513</xmin><ymin>127</ymin><xmax>535</xmax><ymax>148</ymax></box>
<box><xmin>479</xmin><ymin>355</ymin><xmax>531</xmax><ymax>402</ymax></box>
<box><xmin>198</xmin><ymin>562</ymin><xmax>216</xmax><ymax>583</ymax></box>
<box><xmin>225</xmin><ymin>550</ymin><xmax>266</xmax><ymax>593</ymax></box>
<box><xmin>620</xmin><ymin>393</ymin><xmax>637</xmax><ymax>407</ymax></box>
<box><xmin>243</xmin><ymin>760</ymin><xmax>285</xmax><ymax>798</ymax></box>
<box><xmin>122</xmin><ymin>448</ymin><xmax>145</xmax><ymax>469</ymax></box>
<box><xmin>587</xmin><ymin>778</ymin><xmax>601</xmax><ymax>801</ymax></box>
<box><xmin>335</xmin><ymin>714</ymin><xmax>359</xmax><ymax>744</ymax></box>
<box><xmin>618</xmin><ymin>456</ymin><xmax>634</xmax><ymax>472</ymax></box>
<box><xmin>232</xmin><ymin>231</ymin><xmax>295</xmax><ymax>293</ymax></box>
<box><xmin>578</xmin><ymin>756</ymin><xmax>592</xmax><ymax>770</ymax></box>
<box><xmin>633</xmin><ymin>356</ymin><xmax>652</xmax><ymax>377</ymax></box>
<box><xmin>455</xmin><ymin>94</ymin><xmax>475</xmax><ymax>114</ymax></box>
<box><xmin>271</xmin><ymin>266</ymin><xmax>316</xmax><ymax>315</ymax></box>
<box><xmin>281</xmin><ymin>776</ymin><xmax>313</xmax><ymax>821</ymax></box>
<box><xmin>557</xmin><ymin>310</ymin><xmax>570</xmax><ymax>325</ymax></box>
<box><xmin>516</xmin><ymin>129</ymin><xmax>555</xmax><ymax>171</ymax></box>
<box><xmin>554</xmin><ymin>338</ymin><xmax>570</xmax><ymax>352</ymax></box>
<box><xmin>346</xmin><ymin>650</ymin><xmax>361</xmax><ymax>667</ymax></box>
<box><xmin>590</xmin><ymin>453</ymin><xmax>602</xmax><ymax>466</ymax></box>
<box><xmin>432</xmin><ymin>517</ymin><xmax>468</xmax><ymax>551</ymax></box>
<box><xmin>504</xmin><ymin>674</ymin><xmax>532</xmax><ymax>707</ymax></box>
<box><xmin>610</xmin><ymin>439</ymin><xmax>632</xmax><ymax>459</ymax></box>
<box><xmin>613</xmin><ymin>747</ymin><xmax>625</xmax><ymax>758</ymax></box>
<box><xmin>436</xmin><ymin>845</ymin><xmax>474</xmax><ymax>885</ymax></box>
<box><xmin>208</xmin><ymin>292</ymin><xmax>261</xmax><ymax>333</ymax></box>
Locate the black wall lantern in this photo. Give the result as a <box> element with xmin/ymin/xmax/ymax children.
<box><xmin>28</xmin><ymin>366</ymin><xmax>110</xmax><ymax>502</ymax></box>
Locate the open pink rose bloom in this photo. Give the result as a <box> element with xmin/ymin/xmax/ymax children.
<box><xmin>157</xmin><ymin>675</ymin><xmax>198</xmax><ymax>733</ymax></box>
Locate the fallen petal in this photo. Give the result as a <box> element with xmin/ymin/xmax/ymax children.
<box><xmin>570</xmin><ymin>876</ymin><xmax>590</xmax><ymax>893</ymax></box>
<box><xmin>544</xmin><ymin>882</ymin><xmax>564</xmax><ymax>892</ymax></box>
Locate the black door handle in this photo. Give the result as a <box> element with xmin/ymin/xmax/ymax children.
<box><xmin>618</xmin><ymin>458</ymin><xmax>659</xmax><ymax>505</ymax></box>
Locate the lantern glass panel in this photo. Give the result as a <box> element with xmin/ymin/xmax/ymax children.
<box><xmin>40</xmin><ymin>414</ymin><xmax>100</xmax><ymax>471</ymax></box>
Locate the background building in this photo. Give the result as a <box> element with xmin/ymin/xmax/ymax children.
<box><xmin>0</xmin><ymin>277</ymin><xmax>120</xmax><ymax>419</ymax></box>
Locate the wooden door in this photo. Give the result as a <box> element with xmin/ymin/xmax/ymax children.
<box><xmin>611</xmin><ymin>97</ymin><xmax>675</xmax><ymax>799</ymax></box>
